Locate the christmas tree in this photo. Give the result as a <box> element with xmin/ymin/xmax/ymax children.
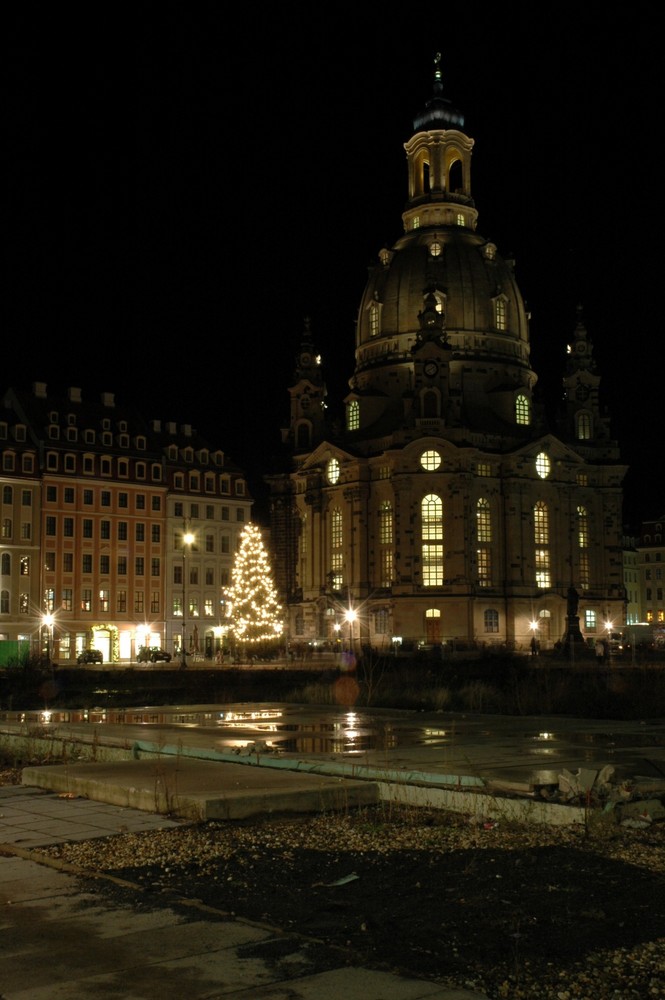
<box><xmin>227</xmin><ymin>523</ymin><xmax>284</xmax><ymax>652</ymax></box>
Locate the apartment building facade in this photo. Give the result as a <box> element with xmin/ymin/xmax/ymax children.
<box><xmin>1</xmin><ymin>383</ymin><xmax>251</xmax><ymax>664</ymax></box>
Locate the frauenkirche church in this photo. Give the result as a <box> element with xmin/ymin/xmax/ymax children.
<box><xmin>268</xmin><ymin>55</ymin><xmax>626</xmax><ymax>655</ymax></box>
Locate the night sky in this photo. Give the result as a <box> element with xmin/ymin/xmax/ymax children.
<box><xmin>6</xmin><ymin>6</ymin><xmax>660</xmax><ymax>526</ymax></box>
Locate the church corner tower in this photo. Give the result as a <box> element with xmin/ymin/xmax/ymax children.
<box><xmin>268</xmin><ymin>54</ymin><xmax>627</xmax><ymax>657</ymax></box>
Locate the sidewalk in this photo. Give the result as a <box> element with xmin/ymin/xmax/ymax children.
<box><xmin>0</xmin><ymin>785</ymin><xmax>488</xmax><ymax>1000</ymax></box>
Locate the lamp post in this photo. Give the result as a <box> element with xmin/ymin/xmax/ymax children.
<box><xmin>181</xmin><ymin>520</ymin><xmax>194</xmax><ymax>670</ymax></box>
<box><xmin>344</xmin><ymin>608</ymin><xmax>358</xmax><ymax>657</ymax></box>
<box><xmin>42</xmin><ymin>612</ymin><xmax>55</xmax><ymax>679</ymax></box>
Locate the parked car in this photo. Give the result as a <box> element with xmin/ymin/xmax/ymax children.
<box><xmin>77</xmin><ymin>649</ymin><xmax>103</xmax><ymax>665</ymax></box>
<box><xmin>137</xmin><ymin>646</ymin><xmax>172</xmax><ymax>663</ymax></box>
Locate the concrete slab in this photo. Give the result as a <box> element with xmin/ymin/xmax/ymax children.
<box><xmin>20</xmin><ymin>757</ymin><xmax>381</xmax><ymax>821</ymax></box>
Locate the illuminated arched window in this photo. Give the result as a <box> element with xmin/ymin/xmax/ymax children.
<box><xmin>330</xmin><ymin>508</ymin><xmax>343</xmax><ymax>590</ymax></box>
<box><xmin>379</xmin><ymin>501</ymin><xmax>393</xmax><ymax>588</ymax></box>
<box><xmin>476</xmin><ymin>498</ymin><xmax>492</xmax><ymax>587</ymax></box>
<box><xmin>533</xmin><ymin>501</ymin><xmax>551</xmax><ymax>589</ymax></box>
<box><xmin>535</xmin><ymin>452</ymin><xmax>551</xmax><ymax>479</ymax></box>
<box><xmin>347</xmin><ymin>400</ymin><xmax>360</xmax><ymax>431</ymax></box>
<box><xmin>577</xmin><ymin>505</ymin><xmax>589</xmax><ymax>589</ymax></box>
<box><xmin>369</xmin><ymin>304</ymin><xmax>380</xmax><ymax>337</ymax></box>
<box><xmin>515</xmin><ymin>394</ymin><xmax>530</xmax><ymax>425</ymax></box>
<box><xmin>421</xmin><ymin>494</ymin><xmax>443</xmax><ymax>586</ymax></box>
<box><xmin>495</xmin><ymin>298</ymin><xmax>507</xmax><ymax>330</ymax></box>
<box><xmin>576</xmin><ymin>412</ymin><xmax>592</xmax><ymax>440</ymax></box>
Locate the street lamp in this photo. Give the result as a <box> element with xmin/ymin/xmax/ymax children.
<box><xmin>344</xmin><ymin>608</ymin><xmax>358</xmax><ymax>656</ymax></box>
<box><xmin>181</xmin><ymin>520</ymin><xmax>195</xmax><ymax>670</ymax></box>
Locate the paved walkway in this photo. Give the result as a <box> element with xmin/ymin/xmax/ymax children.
<box><xmin>0</xmin><ymin>785</ymin><xmax>488</xmax><ymax>1000</ymax></box>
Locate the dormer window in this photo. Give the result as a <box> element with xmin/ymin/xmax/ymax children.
<box><xmin>412</xmin><ymin>216</ymin><xmax>420</xmax><ymax>230</ymax></box>
<box><xmin>183</xmin><ymin>447</ymin><xmax>194</xmax><ymax>463</ymax></box>
<box><xmin>483</xmin><ymin>243</ymin><xmax>497</xmax><ymax>260</ymax></box>
<box><xmin>48</xmin><ymin>410</ymin><xmax>59</xmax><ymax>423</ymax></box>
<box><xmin>369</xmin><ymin>303</ymin><xmax>380</xmax><ymax>337</ymax></box>
<box><xmin>118</xmin><ymin>433</ymin><xmax>129</xmax><ymax>447</ymax></box>
<box><xmin>494</xmin><ymin>297</ymin><xmax>508</xmax><ymax>331</ymax></box>
<box><xmin>102</xmin><ymin>418</ymin><xmax>111</xmax><ymax>431</ymax></box>
<box><xmin>135</xmin><ymin>436</ymin><xmax>146</xmax><ymax>450</ymax></box>
<box><xmin>456</xmin><ymin>213</ymin><xmax>465</xmax><ymax>226</ymax></box>
<box><xmin>48</xmin><ymin>425</ymin><xmax>60</xmax><ymax>440</ymax></box>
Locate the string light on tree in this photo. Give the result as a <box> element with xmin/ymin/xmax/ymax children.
<box><xmin>228</xmin><ymin>523</ymin><xmax>284</xmax><ymax>652</ymax></box>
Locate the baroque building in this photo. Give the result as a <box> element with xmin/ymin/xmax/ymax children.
<box><xmin>0</xmin><ymin>383</ymin><xmax>251</xmax><ymax>664</ymax></box>
<box><xmin>268</xmin><ymin>57</ymin><xmax>627</xmax><ymax>654</ymax></box>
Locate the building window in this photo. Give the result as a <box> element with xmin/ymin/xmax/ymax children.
<box><xmin>576</xmin><ymin>412</ymin><xmax>592</xmax><ymax>440</ymax></box>
<box><xmin>61</xmin><ymin>588</ymin><xmax>72</xmax><ymax>611</ymax></box>
<box><xmin>577</xmin><ymin>505</ymin><xmax>589</xmax><ymax>590</ymax></box>
<box><xmin>495</xmin><ymin>298</ymin><xmax>507</xmax><ymax>330</ymax></box>
<box><xmin>63</xmin><ymin>552</ymin><xmax>72</xmax><ymax>572</ymax></box>
<box><xmin>100</xmin><ymin>555</ymin><xmax>110</xmax><ymax>574</ymax></box>
<box><xmin>420</xmin><ymin>449</ymin><xmax>441</xmax><ymax>471</ymax></box>
<box><xmin>206</xmin><ymin>533</ymin><xmax>214</xmax><ymax>552</ymax></box>
<box><xmin>369</xmin><ymin>303</ymin><xmax>380</xmax><ymax>336</ymax></box>
<box><xmin>534</xmin><ymin>501</ymin><xmax>551</xmax><ymax>589</ymax></box>
<box><xmin>484</xmin><ymin>609</ymin><xmax>499</xmax><ymax>633</ymax></box>
<box><xmin>82</xmin><ymin>554</ymin><xmax>92</xmax><ymax>573</ymax></box>
<box><xmin>476</xmin><ymin>498</ymin><xmax>492</xmax><ymax>587</ymax></box>
<box><xmin>204</xmin><ymin>598</ymin><xmax>213</xmax><ymax>617</ymax></box>
<box><xmin>3</xmin><ymin>485</ymin><xmax>14</xmax><ymax>503</ymax></box>
<box><xmin>135</xmin><ymin>557</ymin><xmax>144</xmax><ymax>576</ymax></box>
<box><xmin>83</xmin><ymin>489</ymin><xmax>93</xmax><ymax>505</ymax></box>
<box><xmin>347</xmin><ymin>400</ymin><xmax>360</xmax><ymax>431</ymax></box>
<box><xmin>585</xmin><ymin>609</ymin><xmax>597</xmax><ymax>632</ymax></box>
<box><xmin>118</xmin><ymin>556</ymin><xmax>127</xmax><ymax>574</ymax></box>
<box><xmin>118</xmin><ymin>522</ymin><xmax>127</xmax><ymax>540</ymax></box>
<box><xmin>330</xmin><ymin>507</ymin><xmax>343</xmax><ymax>590</ymax></box>
<box><xmin>0</xmin><ymin>590</ymin><xmax>8</xmax><ymax>613</ymax></box>
<box><xmin>1</xmin><ymin>553</ymin><xmax>10</xmax><ymax>574</ymax></box>
<box><xmin>20</xmin><ymin>593</ymin><xmax>29</xmax><ymax>613</ymax></box>
<box><xmin>515</xmin><ymin>395</ymin><xmax>530</xmax><ymax>426</ymax></box>
<box><xmin>101</xmin><ymin>520</ymin><xmax>110</xmax><ymax>539</ymax></box>
<box><xmin>327</xmin><ymin>457</ymin><xmax>340</xmax><ymax>484</ymax></box>
<box><xmin>421</xmin><ymin>493</ymin><xmax>443</xmax><ymax>587</ymax></box>
<box><xmin>119</xmin><ymin>492</ymin><xmax>128</xmax><ymax>508</ymax></box>
<box><xmin>117</xmin><ymin>590</ymin><xmax>127</xmax><ymax>612</ymax></box>
<box><xmin>20</xmin><ymin>555</ymin><xmax>29</xmax><ymax>575</ymax></box>
<box><xmin>152</xmin><ymin>524</ymin><xmax>160</xmax><ymax>543</ymax></box>
<box><xmin>81</xmin><ymin>589</ymin><xmax>92</xmax><ymax>612</ymax></box>
<box><xmin>134</xmin><ymin>591</ymin><xmax>144</xmax><ymax>613</ymax></box>
<box><xmin>101</xmin><ymin>491</ymin><xmax>111</xmax><ymax>506</ymax></box>
<box><xmin>99</xmin><ymin>589</ymin><xmax>109</xmax><ymax>612</ymax></box>
<box><xmin>236</xmin><ymin>509</ymin><xmax>244</xmax><ymax>522</ymax></box>
<box><xmin>3</xmin><ymin>518</ymin><xmax>13</xmax><ymax>538</ymax></box>
<box><xmin>535</xmin><ymin>452</ymin><xmax>551</xmax><ymax>479</ymax></box>
<box><xmin>21</xmin><ymin>490</ymin><xmax>31</xmax><ymax>506</ymax></box>
<box><xmin>63</xmin><ymin>518</ymin><xmax>74</xmax><ymax>537</ymax></box>
<box><xmin>64</xmin><ymin>487</ymin><xmax>74</xmax><ymax>503</ymax></box>
<box><xmin>44</xmin><ymin>588</ymin><xmax>55</xmax><ymax>611</ymax></box>
<box><xmin>136</xmin><ymin>523</ymin><xmax>145</xmax><ymax>542</ymax></box>
<box><xmin>151</xmin><ymin>592</ymin><xmax>160</xmax><ymax>613</ymax></box>
<box><xmin>21</xmin><ymin>522</ymin><xmax>31</xmax><ymax>540</ymax></box>
<box><xmin>83</xmin><ymin>519</ymin><xmax>93</xmax><ymax>538</ymax></box>
<box><xmin>136</xmin><ymin>494</ymin><xmax>145</xmax><ymax>510</ymax></box>
<box><xmin>151</xmin><ymin>558</ymin><xmax>160</xmax><ymax>577</ymax></box>
<box><xmin>152</xmin><ymin>495</ymin><xmax>161</xmax><ymax>510</ymax></box>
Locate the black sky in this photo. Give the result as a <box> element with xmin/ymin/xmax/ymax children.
<box><xmin>6</xmin><ymin>5</ymin><xmax>661</xmax><ymax>526</ymax></box>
